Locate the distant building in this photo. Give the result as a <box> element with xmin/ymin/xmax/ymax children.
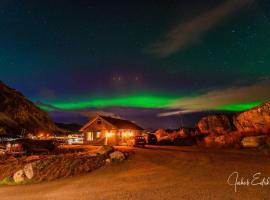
<box><xmin>80</xmin><ymin>115</ymin><xmax>144</xmax><ymax>145</ymax></box>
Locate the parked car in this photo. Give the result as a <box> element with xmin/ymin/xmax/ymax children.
<box><xmin>146</xmin><ymin>134</ymin><xmax>157</xmax><ymax>144</ymax></box>
<box><xmin>6</xmin><ymin>141</ymin><xmax>25</xmax><ymax>156</ymax></box>
<box><xmin>67</xmin><ymin>137</ymin><xmax>84</xmax><ymax>144</ymax></box>
<box><xmin>52</xmin><ymin>138</ymin><xmax>69</xmax><ymax>145</ymax></box>
<box><xmin>134</xmin><ymin>135</ymin><xmax>146</xmax><ymax>147</ymax></box>
<box><xmin>127</xmin><ymin>135</ymin><xmax>146</xmax><ymax>147</ymax></box>
<box><xmin>0</xmin><ymin>142</ymin><xmax>7</xmax><ymax>156</ymax></box>
<box><xmin>7</xmin><ymin>139</ymin><xmax>56</xmax><ymax>155</ymax></box>
<box><xmin>1</xmin><ymin>136</ymin><xmax>21</xmax><ymax>157</ymax></box>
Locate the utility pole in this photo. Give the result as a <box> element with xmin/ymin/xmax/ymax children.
<box><xmin>179</xmin><ymin>115</ymin><xmax>183</xmax><ymax>129</ymax></box>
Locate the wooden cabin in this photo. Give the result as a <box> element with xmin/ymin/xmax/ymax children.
<box><xmin>80</xmin><ymin>115</ymin><xmax>144</xmax><ymax>145</ymax></box>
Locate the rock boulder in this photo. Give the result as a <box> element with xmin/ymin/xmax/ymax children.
<box><xmin>197</xmin><ymin>115</ymin><xmax>232</xmax><ymax>134</ymax></box>
<box><xmin>214</xmin><ymin>135</ymin><xmax>226</xmax><ymax>146</ymax></box>
<box><xmin>96</xmin><ymin>145</ymin><xmax>113</xmax><ymax>155</ymax></box>
<box><xmin>234</xmin><ymin>101</ymin><xmax>270</xmax><ymax>133</ymax></box>
<box><xmin>109</xmin><ymin>151</ymin><xmax>125</xmax><ymax>162</ymax></box>
<box><xmin>13</xmin><ymin>170</ymin><xmax>25</xmax><ymax>183</ymax></box>
<box><xmin>24</xmin><ymin>163</ymin><xmax>34</xmax><ymax>179</ymax></box>
<box><xmin>241</xmin><ymin>136</ymin><xmax>266</xmax><ymax>148</ymax></box>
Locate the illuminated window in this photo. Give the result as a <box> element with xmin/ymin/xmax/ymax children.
<box><xmin>87</xmin><ymin>132</ymin><xmax>94</xmax><ymax>141</ymax></box>
<box><xmin>96</xmin><ymin>131</ymin><xmax>101</xmax><ymax>138</ymax></box>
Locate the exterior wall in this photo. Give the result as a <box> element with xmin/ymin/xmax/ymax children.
<box><xmin>82</xmin><ymin>116</ymin><xmax>143</xmax><ymax>145</ymax></box>
<box><xmin>83</xmin><ymin>129</ymin><xmax>122</xmax><ymax>145</ymax></box>
<box><xmin>83</xmin><ymin>131</ymin><xmax>106</xmax><ymax>145</ymax></box>
<box><xmin>85</xmin><ymin>117</ymin><xmax>115</xmax><ymax>131</ymax></box>
<box><xmin>82</xmin><ymin>117</ymin><xmax>117</xmax><ymax>145</ymax></box>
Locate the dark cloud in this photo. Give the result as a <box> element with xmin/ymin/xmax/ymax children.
<box><xmin>148</xmin><ymin>0</ymin><xmax>255</xmax><ymax>57</ymax></box>
<box><xmin>158</xmin><ymin>109</ymin><xmax>203</xmax><ymax>117</ymax></box>
<box><xmin>165</xmin><ymin>78</ymin><xmax>270</xmax><ymax>112</ymax></box>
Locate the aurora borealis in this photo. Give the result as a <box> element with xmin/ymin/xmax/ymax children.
<box><xmin>0</xmin><ymin>0</ymin><xmax>270</xmax><ymax>128</ymax></box>
<box><xmin>40</xmin><ymin>95</ymin><xmax>264</xmax><ymax>112</ymax></box>
<box><xmin>44</xmin><ymin>95</ymin><xmax>177</xmax><ymax>110</ymax></box>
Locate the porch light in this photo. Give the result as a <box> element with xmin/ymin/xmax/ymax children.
<box><xmin>122</xmin><ymin>131</ymin><xmax>133</xmax><ymax>137</ymax></box>
<box><xmin>105</xmin><ymin>132</ymin><xmax>114</xmax><ymax>145</ymax></box>
<box><xmin>106</xmin><ymin>132</ymin><xmax>114</xmax><ymax>138</ymax></box>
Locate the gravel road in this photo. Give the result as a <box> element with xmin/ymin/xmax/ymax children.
<box><xmin>1</xmin><ymin>145</ymin><xmax>270</xmax><ymax>200</ymax></box>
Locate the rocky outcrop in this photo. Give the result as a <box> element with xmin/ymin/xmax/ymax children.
<box><xmin>24</xmin><ymin>163</ymin><xmax>34</xmax><ymax>179</ymax></box>
<box><xmin>12</xmin><ymin>164</ymin><xmax>34</xmax><ymax>183</ymax></box>
<box><xmin>0</xmin><ymin>112</ymin><xmax>19</xmax><ymax>135</ymax></box>
<box><xmin>0</xmin><ymin>153</ymin><xmax>105</xmax><ymax>184</ymax></box>
<box><xmin>195</xmin><ymin>101</ymin><xmax>270</xmax><ymax>148</ymax></box>
<box><xmin>0</xmin><ymin>147</ymin><xmax>131</xmax><ymax>184</ymax></box>
<box><xmin>109</xmin><ymin>151</ymin><xmax>125</xmax><ymax>162</ymax></box>
<box><xmin>96</xmin><ymin>145</ymin><xmax>114</xmax><ymax>155</ymax></box>
<box><xmin>241</xmin><ymin>136</ymin><xmax>266</xmax><ymax>148</ymax></box>
<box><xmin>178</xmin><ymin>128</ymin><xmax>194</xmax><ymax>137</ymax></box>
<box><xmin>233</xmin><ymin>101</ymin><xmax>270</xmax><ymax>133</ymax></box>
<box><xmin>202</xmin><ymin>132</ymin><xmax>243</xmax><ymax>148</ymax></box>
<box><xmin>13</xmin><ymin>170</ymin><xmax>25</xmax><ymax>183</ymax></box>
<box><xmin>196</xmin><ymin>115</ymin><xmax>232</xmax><ymax>134</ymax></box>
<box><xmin>0</xmin><ymin>81</ymin><xmax>62</xmax><ymax>136</ymax></box>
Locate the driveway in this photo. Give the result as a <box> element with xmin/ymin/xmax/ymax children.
<box><xmin>1</xmin><ymin>146</ymin><xmax>270</xmax><ymax>200</ymax></box>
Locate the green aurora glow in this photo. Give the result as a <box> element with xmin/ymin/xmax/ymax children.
<box><xmin>44</xmin><ymin>95</ymin><xmax>179</xmax><ymax>110</ymax></box>
<box><xmin>39</xmin><ymin>94</ymin><xmax>265</xmax><ymax>112</ymax></box>
<box><xmin>214</xmin><ymin>101</ymin><xmax>265</xmax><ymax>111</ymax></box>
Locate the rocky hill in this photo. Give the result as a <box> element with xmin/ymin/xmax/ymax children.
<box><xmin>196</xmin><ymin>101</ymin><xmax>270</xmax><ymax>134</ymax></box>
<box><xmin>233</xmin><ymin>101</ymin><xmax>270</xmax><ymax>133</ymax></box>
<box><xmin>0</xmin><ymin>81</ymin><xmax>62</xmax><ymax>136</ymax></box>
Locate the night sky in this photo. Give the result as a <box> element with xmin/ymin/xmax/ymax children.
<box><xmin>1</xmin><ymin>0</ymin><xmax>270</xmax><ymax>129</ymax></box>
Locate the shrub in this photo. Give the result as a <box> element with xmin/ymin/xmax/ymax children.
<box><xmin>0</xmin><ymin>176</ymin><xmax>14</xmax><ymax>185</ymax></box>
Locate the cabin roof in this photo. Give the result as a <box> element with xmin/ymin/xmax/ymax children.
<box><xmin>80</xmin><ymin>115</ymin><xmax>144</xmax><ymax>131</ymax></box>
<box><xmin>100</xmin><ymin>116</ymin><xmax>143</xmax><ymax>130</ymax></box>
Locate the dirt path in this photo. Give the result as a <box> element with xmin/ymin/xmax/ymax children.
<box><xmin>1</xmin><ymin>146</ymin><xmax>270</xmax><ymax>200</ymax></box>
